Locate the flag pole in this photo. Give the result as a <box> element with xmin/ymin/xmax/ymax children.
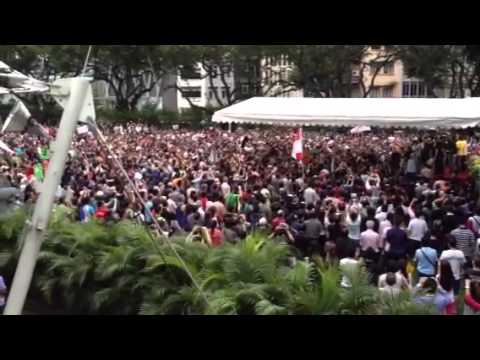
<box><xmin>301</xmin><ymin>126</ymin><xmax>305</xmax><ymax>182</ymax></box>
<box><xmin>3</xmin><ymin>78</ymin><xmax>90</xmax><ymax>315</ymax></box>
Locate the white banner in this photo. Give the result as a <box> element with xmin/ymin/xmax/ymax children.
<box><xmin>77</xmin><ymin>125</ymin><xmax>90</xmax><ymax>135</ymax></box>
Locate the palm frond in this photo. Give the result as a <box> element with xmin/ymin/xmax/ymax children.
<box><xmin>339</xmin><ymin>265</ymin><xmax>378</xmax><ymax>315</ymax></box>
<box><xmin>256</xmin><ymin>299</ymin><xmax>289</xmax><ymax>315</ymax></box>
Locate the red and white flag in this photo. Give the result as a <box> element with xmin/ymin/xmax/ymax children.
<box><xmin>291</xmin><ymin>128</ymin><xmax>303</xmax><ymax>162</ymax></box>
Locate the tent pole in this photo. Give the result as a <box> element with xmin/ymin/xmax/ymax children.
<box><xmin>3</xmin><ymin>78</ymin><xmax>89</xmax><ymax>315</ymax></box>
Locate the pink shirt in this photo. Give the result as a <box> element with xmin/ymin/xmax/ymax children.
<box><xmin>360</xmin><ymin>229</ymin><xmax>381</xmax><ymax>252</ymax></box>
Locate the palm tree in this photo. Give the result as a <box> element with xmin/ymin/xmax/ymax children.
<box><xmin>1</xmin><ymin>208</ymin><xmax>440</xmax><ymax>316</ymax></box>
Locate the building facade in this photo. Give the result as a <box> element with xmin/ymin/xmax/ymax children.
<box><xmin>352</xmin><ymin>46</ymin><xmax>468</xmax><ymax>99</ymax></box>
<box><xmin>92</xmin><ymin>47</ymin><xmax>469</xmax><ymax>112</ymax></box>
<box><xmin>261</xmin><ymin>55</ymin><xmax>304</xmax><ymax>98</ymax></box>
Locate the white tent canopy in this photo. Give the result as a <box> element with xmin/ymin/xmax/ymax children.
<box><xmin>212</xmin><ymin>97</ymin><xmax>480</xmax><ymax>129</ymax></box>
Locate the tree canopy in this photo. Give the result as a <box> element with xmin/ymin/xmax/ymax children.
<box><xmin>2</xmin><ymin>44</ymin><xmax>480</xmax><ymax>115</ymax></box>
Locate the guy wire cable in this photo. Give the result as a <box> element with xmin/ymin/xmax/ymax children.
<box><xmin>78</xmin><ymin>44</ymin><xmax>209</xmax><ymax>307</ymax></box>
<box><xmin>92</xmin><ymin>123</ymin><xmax>210</xmax><ymax>307</ymax></box>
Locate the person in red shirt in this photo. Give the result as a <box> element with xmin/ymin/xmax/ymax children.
<box><xmin>271</xmin><ymin>210</ymin><xmax>287</xmax><ymax>231</ymax></box>
<box><xmin>464</xmin><ymin>279</ymin><xmax>480</xmax><ymax>315</ymax></box>
<box><xmin>25</xmin><ymin>162</ymin><xmax>34</xmax><ymax>180</ymax></box>
<box><xmin>95</xmin><ymin>200</ymin><xmax>110</xmax><ymax>221</ymax></box>
<box><xmin>209</xmin><ymin>220</ymin><xmax>224</xmax><ymax>247</ymax></box>
<box><xmin>200</xmin><ymin>192</ymin><xmax>209</xmax><ymax>211</ymax></box>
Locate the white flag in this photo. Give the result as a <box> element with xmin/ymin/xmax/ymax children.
<box><xmin>291</xmin><ymin>128</ymin><xmax>303</xmax><ymax>162</ymax></box>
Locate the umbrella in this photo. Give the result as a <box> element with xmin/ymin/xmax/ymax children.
<box><xmin>350</xmin><ymin>126</ymin><xmax>372</xmax><ymax>134</ymax></box>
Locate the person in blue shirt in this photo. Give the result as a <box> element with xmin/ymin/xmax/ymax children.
<box><xmin>414</xmin><ymin>238</ymin><xmax>438</xmax><ymax>279</ymax></box>
<box><xmin>15</xmin><ymin>147</ymin><xmax>24</xmax><ymax>156</ymax></box>
<box><xmin>0</xmin><ymin>275</ymin><xmax>7</xmax><ymax>311</ymax></box>
<box><xmin>385</xmin><ymin>218</ymin><xmax>408</xmax><ymax>260</ymax></box>
<box><xmin>79</xmin><ymin>197</ymin><xmax>95</xmax><ymax>223</ymax></box>
<box><xmin>414</xmin><ymin>277</ymin><xmax>450</xmax><ymax>313</ymax></box>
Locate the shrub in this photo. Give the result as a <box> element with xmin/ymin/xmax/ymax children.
<box><xmin>96</xmin><ymin>106</ymin><xmax>210</xmax><ymax>129</ymax></box>
<box><xmin>0</xmin><ymin>208</ymin><xmax>438</xmax><ymax>315</ymax></box>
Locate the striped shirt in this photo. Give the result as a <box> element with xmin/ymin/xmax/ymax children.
<box><xmin>451</xmin><ymin>226</ymin><xmax>476</xmax><ymax>258</ymax></box>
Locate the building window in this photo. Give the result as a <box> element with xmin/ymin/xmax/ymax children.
<box><xmin>181</xmin><ymin>86</ymin><xmax>201</xmax><ymax>98</ymax></box>
<box><xmin>370</xmin><ymin>87</ymin><xmax>381</xmax><ymax>98</ymax></box>
<box><xmin>402</xmin><ymin>81</ymin><xmax>428</xmax><ymax>98</ymax></box>
<box><xmin>410</xmin><ymin>82</ymin><xmax>418</xmax><ymax>97</ymax></box>
<box><xmin>418</xmin><ymin>82</ymin><xmax>425</xmax><ymax>96</ymax></box>
<box><xmin>241</xmin><ymin>84</ymin><xmax>249</xmax><ymax>95</ymax></box>
<box><xmin>221</xmin><ymin>87</ymin><xmax>227</xmax><ymax>99</ymax></box>
<box><xmin>383</xmin><ymin>62</ymin><xmax>394</xmax><ymax>75</ymax></box>
<box><xmin>180</xmin><ymin>65</ymin><xmax>201</xmax><ymax>80</ymax></box>
<box><xmin>383</xmin><ymin>86</ymin><xmax>393</xmax><ymax>98</ymax></box>
<box><xmin>402</xmin><ymin>82</ymin><xmax>410</xmax><ymax>97</ymax></box>
<box><xmin>370</xmin><ymin>61</ymin><xmax>394</xmax><ymax>75</ymax></box>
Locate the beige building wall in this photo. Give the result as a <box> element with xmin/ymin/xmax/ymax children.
<box><xmin>356</xmin><ymin>47</ymin><xmax>404</xmax><ymax>98</ymax></box>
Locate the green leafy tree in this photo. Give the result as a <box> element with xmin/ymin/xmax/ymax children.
<box><xmin>287</xmin><ymin>45</ymin><xmax>367</xmax><ymax>98</ymax></box>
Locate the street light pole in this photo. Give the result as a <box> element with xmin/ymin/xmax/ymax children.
<box><xmin>3</xmin><ymin>78</ymin><xmax>90</xmax><ymax>315</ymax></box>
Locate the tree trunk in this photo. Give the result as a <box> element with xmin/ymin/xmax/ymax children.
<box><xmin>426</xmin><ymin>83</ymin><xmax>437</xmax><ymax>98</ymax></box>
<box><xmin>115</xmin><ymin>98</ymin><xmax>130</xmax><ymax>112</ymax></box>
<box><xmin>458</xmin><ymin>62</ymin><xmax>465</xmax><ymax>98</ymax></box>
<box><xmin>449</xmin><ymin>62</ymin><xmax>458</xmax><ymax>98</ymax></box>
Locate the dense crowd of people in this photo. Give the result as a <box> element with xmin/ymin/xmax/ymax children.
<box><xmin>1</xmin><ymin>122</ymin><xmax>480</xmax><ymax>314</ymax></box>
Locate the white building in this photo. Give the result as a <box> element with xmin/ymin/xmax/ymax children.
<box><xmin>261</xmin><ymin>55</ymin><xmax>303</xmax><ymax>98</ymax></box>
<box><xmin>177</xmin><ymin>63</ymin><xmax>237</xmax><ymax>110</ymax></box>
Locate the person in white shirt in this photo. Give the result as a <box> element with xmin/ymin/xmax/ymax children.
<box><xmin>345</xmin><ymin>205</ymin><xmax>362</xmax><ymax>245</ymax></box>
<box><xmin>360</xmin><ymin>220</ymin><xmax>381</xmax><ymax>254</ymax></box>
<box><xmin>303</xmin><ymin>184</ymin><xmax>319</xmax><ymax>206</ymax></box>
<box><xmin>379</xmin><ymin>272</ymin><xmax>402</xmax><ymax>297</ymax></box>
<box><xmin>440</xmin><ymin>237</ymin><xmax>466</xmax><ymax>295</ymax></box>
<box><xmin>340</xmin><ymin>247</ymin><xmax>360</xmax><ymax>288</ymax></box>
<box><xmin>407</xmin><ymin>209</ymin><xmax>429</xmax><ymax>257</ymax></box>
<box><xmin>221</xmin><ymin>178</ymin><xmax>231</xmax><ymax>199</ymax></box>
<box><xmin>378</xmin><ymin>260</ymin><xmax>411</xmax><ymax>292</ymax></box>
<box><xmin>375</xmin><ymin>204</ymin><xmax>388</xmax><ymax>223</ymax></box>
<box><xmin>379</xmin><ymin>213</ymin><xmax>394</xmax><ymax>248</ymax></box>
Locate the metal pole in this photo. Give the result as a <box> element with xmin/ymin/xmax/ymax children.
<box><xmin>3</xmin><ymin>78</ymin><xmax>89</xmax><ymax>315</ymax></box>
